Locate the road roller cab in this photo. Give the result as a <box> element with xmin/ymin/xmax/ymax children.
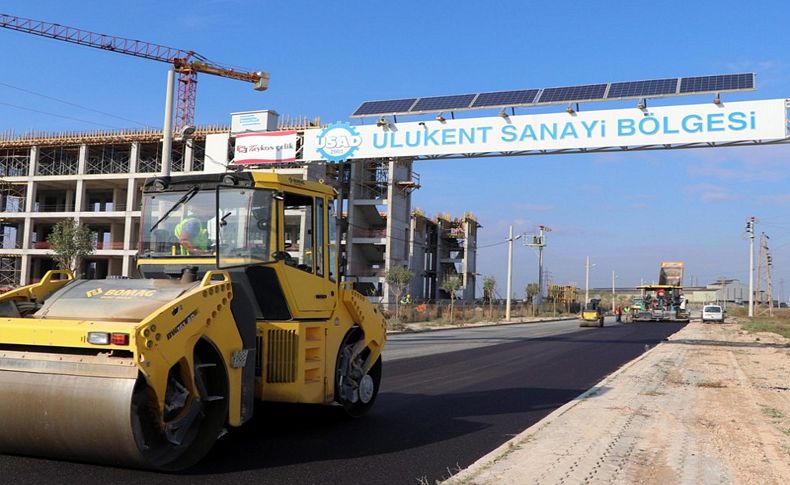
<box><xmin>0</xmin><ymin>171</ymin><xmax>387</xmax><ymax>470</ymax></box>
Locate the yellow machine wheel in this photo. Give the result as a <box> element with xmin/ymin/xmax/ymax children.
<box><xmin>130</xmin><ymin>340</ymin><xmax>228</xmax><ymax>471</ymax></box>
<box><xmin>335</xmin><ymin>327</ymin><xmax>382</xmax><ymax>418</ymax></box>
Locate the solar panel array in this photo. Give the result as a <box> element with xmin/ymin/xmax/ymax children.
<box><xmin>351</xmin><ymin>73</ymin><xmax>756</xmax><ymax>117</ymax></box>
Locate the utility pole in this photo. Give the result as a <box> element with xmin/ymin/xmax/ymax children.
<box><xmin>585</xmin><ymin>256</ymin><xmax>594</xmax><ymax>304</ymax></box>
<box><xmin>746</xmin><ymin>217</ymin><xmax>756</xmax><ymax>317</ymax></box>
<box><xmin>612</xmin><ymin>270</ymin><xmax>616</xmax><ymax>312</ymax></box>
<box><xmin>505</xmin><ymin>226</ymin><xmax>522</xmax><ymax>321</ymax></box>
<box><xmin>525</xmin><ymin>225</ymin><xmax>550</xmax><ymax>307</ymax></box>
<box><xmin>757</xmin><ymin>232</ymin><xmax>773</xmax><ymax>316</ymax></box>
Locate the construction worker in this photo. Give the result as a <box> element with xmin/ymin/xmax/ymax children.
<box><xmin>175</xmin><ymin>205</ymin><xmax>211</xmax><ymax>255</ymax></box>
<box><xmin>615</xmin><ymin>304</ymin><xmax>623</xmax><ymax>322</ymax></box>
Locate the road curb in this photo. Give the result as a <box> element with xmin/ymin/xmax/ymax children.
<box><xmin>387</xmin><ymin>316</ymin><xmax>578</xmax><ymax>335</ymax></box>
<box><xmin>443</xmin><ymin>335</ymin><xmax>663</xmax><ymax>484</ymax></box>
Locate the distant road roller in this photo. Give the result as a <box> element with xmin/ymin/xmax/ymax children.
<box><xmin>0</xmin><ymin>172</ymin><xmax>386</xmax><ymax>470</ymax></box>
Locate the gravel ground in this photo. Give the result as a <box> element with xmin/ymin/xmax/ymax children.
<box><xmin>444</xmin><ymin>321</ymin><xmax>790</xmax><ymax>484</ymax></box>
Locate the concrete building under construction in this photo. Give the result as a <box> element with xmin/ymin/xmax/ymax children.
<box><xmin>0</xmin><ymin>118</ymin><xmax>479</xmax><ymax>303</ymax></box>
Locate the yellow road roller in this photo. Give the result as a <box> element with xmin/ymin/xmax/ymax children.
<box><xmin>0</xmin><ymin>172</ymin><xmax>386</xmax><ymax>470</ymax></box>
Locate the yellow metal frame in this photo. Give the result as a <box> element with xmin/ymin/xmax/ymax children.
<box><xmin>0</xmin><ymin>269</ymin><xmax>73</xmax><ymax>304</ymax></box>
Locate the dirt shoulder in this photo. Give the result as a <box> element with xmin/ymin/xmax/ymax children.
<box><xmin>444</xmin><ymin>321</ymin><xmax>790</xmax><ymax>484</ymax></box>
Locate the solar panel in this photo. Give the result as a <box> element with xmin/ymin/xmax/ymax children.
<box><xmin>607</xmin><ymin>78</ymin><xmax>679</xmax><ymax>99</ymax></box>
<box><xmin>472</xmin><ymin>89</ymin><xmax>539</xmax><ymax>107</ymax></box>
<box><xmin>538</xmin><ymin>84</ymin><xmax>608</xmax><ymax>103</ymax></box>
<box><xmin>352</xmin><ymin>98</ymin><xmax>417</xmax><ymax>116</ymax></box>
<box><xmin>679</xmin><ymin>73</ymin><xmax>754</xmax><ymax>94</ymax></box>
<box><xmin>410</xmin><ymin>94</ymin><xmax>477</xmax><ymax>112</ymax></box>
<box><xmin>351</xmin><ymin>73</ymin><xmax>756</xmax><ymax>117</ymax></box>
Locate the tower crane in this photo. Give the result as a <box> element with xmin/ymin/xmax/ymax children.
<box><xmin>0</xmin><ymin>13</ymin><xmax>269</xmax><ymax>130</ymax></box>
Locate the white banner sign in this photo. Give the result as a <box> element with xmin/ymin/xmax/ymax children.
<box><xmin>233</xmin><ymin>131</ymin><xmax>297</xmax><ymax>164</ymax></box>
<box><xmin>302</xmin><ymin>99</ymin><xmax>787</xmax><ymax>161</ymax></box>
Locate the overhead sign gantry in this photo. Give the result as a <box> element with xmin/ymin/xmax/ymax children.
<box><xmin>291</xmin><ymin>73</ymin><xmax>790</xmax><ymax>163</ymax></box>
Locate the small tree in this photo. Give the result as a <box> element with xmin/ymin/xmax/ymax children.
<box><xmin>482</xmin><ymin>276</ymin><xmax>496</xmax><ymax>319</ymax></box>
<box><xmin>548</xmin><ymin>284</ymin><xmax>562</xmax><ymax>316</ymax></box>
<box><xmin>441</xmin><ymin>276</ymin><xmax>462</xmax><ymax>323</ymax></box>
<box><xmin>526</xmin><ymin>282</ymin><xmax>539</xmax><ymax>315</ymax></box>
<box><xmin>47</xmin><ymin>219</ymin><xmax>94</xmax><ymax>277</ymax></box>
<box><xmin>386</xmin><ymin>265</ymin><xmax>414</xmax><ymax>320</ymax></box>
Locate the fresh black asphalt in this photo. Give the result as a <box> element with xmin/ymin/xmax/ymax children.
<box><xmin>0</xmin><ymin>320</ymin><xmax>685</xmax><ymax>484</ymax></box>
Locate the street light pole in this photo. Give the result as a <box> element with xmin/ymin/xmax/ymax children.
<box><xmin>505</xmin><ymin>226</ymin><xmax>522</xmax><ymax>321</ymax></box>
<box><xmin>160</xmin><ymin>68</ymin><xmax>176</xmax><ymax>177</ymax></box>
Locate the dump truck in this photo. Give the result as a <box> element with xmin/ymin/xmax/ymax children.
<box><xmin>632</xmin><ymin>261</ymin><xmax>689</xmax><ymax>322</ymax></box>
<box><xmin>579</xmin><ymin>298</ymin><xmax>604</xmax><ymax>327</ymax></box>
<box><xmin>0</xmin><ymin>172</ymin><xmax>387</xmax><ymax>470</ymax></box>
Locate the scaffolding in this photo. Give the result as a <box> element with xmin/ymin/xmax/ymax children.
<box><xmin>0</xmin><ymin>256</ymin><xmax>21</xmax><ymax>287</ymax></box>
<box><xmin>85</xmin><ymin>144</ymin><xmax>131</xmax><ymax>174</ymax></box>
<box><xmin>0</xmin><ymin>148</ymin><xmax>30</xmax><ymax>176</ymax></box>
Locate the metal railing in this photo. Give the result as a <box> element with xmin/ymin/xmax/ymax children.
<box><xmin>95</xmin><ymin>241</ymin><xmax>125</xmax><ymax>250</ymax></box>
<box><xmin>32</xmin><ymin>202</ymin><xmax>75</xmax><ymax>212</ymax></box>
<box><xmin>84</xmin><ymin>202</ymin><xmax>127</xmax><ymax>212</ymax></box>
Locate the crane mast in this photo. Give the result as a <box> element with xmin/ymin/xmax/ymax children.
<box><xmin>0</xmin><ymin>13</ymin><xmax>269</xmax><ymax>129</ymax></box>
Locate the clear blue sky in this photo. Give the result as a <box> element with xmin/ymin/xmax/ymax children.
<box><xmin>2</xmin><ymin>1</ymin><xmax>789</xmax><ymax>300</ymax></box>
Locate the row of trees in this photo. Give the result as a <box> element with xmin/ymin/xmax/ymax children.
<box><xmin>386</xmin><ymin>266</ymin><xmax>463</xmax><ymax>322</ymax></box>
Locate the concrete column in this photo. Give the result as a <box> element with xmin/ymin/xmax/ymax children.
<box><xmin>122</xmin><ymin>254</ymin><xmax>131</xmax><ymax>277</ymax></box>
<box><xmin>28</xmin><ymin>146</ymin><xmax>37</xmax><ymax>177</ymax></box>
<box><xmin>130</xmin><ymin>142</ymin><xmax>139</xmax><ymax>174</ymax></box>
<box><xmin>74</xmin><ymin>180</ymin><xmax>85</xmax><ymax>215</ymax></box>
<box><xmin>19</xmin><ymin>254</ymin><xmax>30</xmax><ymax>286</ymax></box>
<box><xmin>123</xmin><ymin>215</ymin><xmax>133</xmax><ymax>251</ymax></box>
<box><xmin>78</xmin><ymin>144</ymin><xmax>87</xmax><ymax>175</ymax></box>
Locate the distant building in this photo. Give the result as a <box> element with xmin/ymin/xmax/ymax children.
<box><xmin>408</xmin><ymin>211</ymin><xmax>480</xmax><ymax>302</ymax></box>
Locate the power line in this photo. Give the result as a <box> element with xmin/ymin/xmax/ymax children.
<box><xmin>0</xmin><ymin>81</ymin><xmax>149</xmax><ymax>127</ymax></box>
<box><xmin>0</xmin><ymin>100</ymin><xmax>122</xmax><ymax>129</ymax></box>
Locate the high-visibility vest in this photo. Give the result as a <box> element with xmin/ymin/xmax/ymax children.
<box><xmin>174</xmin><ymin>217</ymin><xmax>208</xmax><ymax>255</ymax></box>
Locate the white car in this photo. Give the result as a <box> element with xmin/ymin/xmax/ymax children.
<box><xmin>701</xmin><ymin>305</ymin><xmax>725</xmax><ymax>323</ymax></box>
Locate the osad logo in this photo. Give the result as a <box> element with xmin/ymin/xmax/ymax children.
<box><xmin>316</xmin><ymin>122</ymin><xmax>362</xmax><ymax>161</ymax></box>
